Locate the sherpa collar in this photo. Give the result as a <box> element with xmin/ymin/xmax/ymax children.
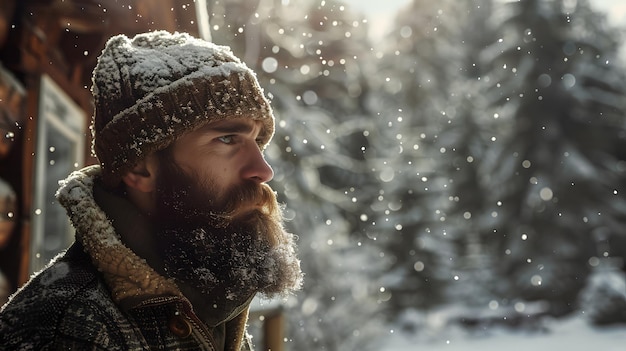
<box><xmin>55</xmin><ymin>165</ymin><xmax>182</xmax><ymax>305</ymax></box>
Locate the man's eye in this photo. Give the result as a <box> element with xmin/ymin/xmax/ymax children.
<box><xmin>218</xmin><ymin>135</ymin><xmax>235</xmax><ymax>144</ymax></box>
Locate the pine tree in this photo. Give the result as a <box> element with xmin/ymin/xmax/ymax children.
<box><xmin>478</xmin><ymin>0</ymin><xmax>626</xmax><ymax>315</ymax></box>
<box><xmin>366</xmin><ymin>0</ymin><xmax>472</xmax><ymax>314</ymax></box>
<box><xmin>428</xmin><ymin>0</ymin><xmax>504</xmax><ymax>309</ymax></box>
<box><xmin>580</xmin><ymin>258</ymin><xmax>626</xmax><ymax>325</ymax></box>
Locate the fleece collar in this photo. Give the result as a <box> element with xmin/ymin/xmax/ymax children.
<box><xmin>55</xmin><ymin>165</ymin><xmax>182</xmax><ymax>305</ymax></box>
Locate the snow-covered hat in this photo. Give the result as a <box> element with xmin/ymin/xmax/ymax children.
<box><xmin>91</xmin><ymin>30</ymin><xmax>275</xmax><ymax>187</ymax></box>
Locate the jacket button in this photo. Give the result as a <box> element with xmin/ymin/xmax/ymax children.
<box><xmin>168</xmin><ymin>315</ymin><xmax>192</xmax><ymax>338</ymax></box>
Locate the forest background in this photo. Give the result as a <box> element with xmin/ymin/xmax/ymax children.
<box><xmin>206</xmin><ymin>0</ymin><xmax>626</xmax><ymax>349</ymax></box>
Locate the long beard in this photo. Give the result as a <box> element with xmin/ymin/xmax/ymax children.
<box><xmin>154</xmin><ymin>152</ymin><xmax>302</xmax><ymax>302</ymax></box>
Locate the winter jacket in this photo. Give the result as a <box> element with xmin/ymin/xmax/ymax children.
<box><xmin>0</xmin><ymin>165</ymin><xmax>254</xmax><ymax>350</ymax></box>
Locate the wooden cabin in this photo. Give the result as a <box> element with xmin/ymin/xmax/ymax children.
<box><xmin>0</xmin><ymin>0</ymin><xmax>284</xmax><ymax>349</ymax></box>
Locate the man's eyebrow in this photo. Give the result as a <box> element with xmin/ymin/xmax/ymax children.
<box><xmin>204</xmin><ymin>120</ymin><xmax>255</xmax><ymax>134</ymax></box>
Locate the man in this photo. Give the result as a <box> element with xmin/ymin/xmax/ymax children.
<box><xmin>0</xmin><ymin>31</ymin><xmax>303</xmax><ymax>350</ymax></box>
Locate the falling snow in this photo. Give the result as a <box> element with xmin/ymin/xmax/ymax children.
<box><xmin>11</xmin><ymin>0</ymin><xmax>626</xmax><ymax>350</ymax></box>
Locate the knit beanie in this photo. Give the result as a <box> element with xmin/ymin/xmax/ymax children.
<box><xmin>91</xmin><ymin>31</ymin><xmax>275</xmax><ymax>187</ymax></box>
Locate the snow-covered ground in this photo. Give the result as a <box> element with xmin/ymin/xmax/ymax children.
<box><xmin>380</xmin><ymin>315</ymin><xmax>625</xmax><ymax>351</ymax></box>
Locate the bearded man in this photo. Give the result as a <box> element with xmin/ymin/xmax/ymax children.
<box><xmin>0</xmin><ymin>31</ymin><xmax>303</xmax><ymax>350</ymax></box>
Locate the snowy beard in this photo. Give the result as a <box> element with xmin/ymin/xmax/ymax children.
<box><xmin>154</xmin><ymin>150</ymin><xmax>303</xmax><ymax>303</ymax></box>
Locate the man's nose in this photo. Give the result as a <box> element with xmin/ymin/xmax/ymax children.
<box><xmin>241</xmin><ymin>145</ymin><xmax>274</xmax><ymax>183</ymax></box>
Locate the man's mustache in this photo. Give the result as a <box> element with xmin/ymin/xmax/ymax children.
<box><xmin>219</xmin><ymin>182</ymin><xmax>277</xmax><ymax>217</ymax></box>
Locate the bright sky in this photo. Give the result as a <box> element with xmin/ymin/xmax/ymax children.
<box><xmin>341</xmin><ymin>0</ymin><xmax>411</xmax><ymax>40</ymax></box>
<box><xmin>590</xmin><ymin>0</ymin><xmax>626</xmax><ymax>24</ymax></box>
<box><xmin>342</xmin><ymin>0</ymin><xmax>626</xmax><ymax>40</ymax></box>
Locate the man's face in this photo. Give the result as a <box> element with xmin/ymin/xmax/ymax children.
<box><xmin>153</xmin><ymin>118</ymin><xmax>302</xmax><ymax>302</ymax></box>
<box><xmin>171</xmin><ymin>118</ymin><xmax>274</xmax><ymax>212</ymax></box>
<box><xmin>157</xmin><ymin>118</ymin><xmax>275</xmax><ymax>224</ymax></box>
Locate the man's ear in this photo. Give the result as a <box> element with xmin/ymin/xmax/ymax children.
<box><xmin>121</xmin><ymin>154</ymin><xmax>159</xmax><ymax>193</ymax></box>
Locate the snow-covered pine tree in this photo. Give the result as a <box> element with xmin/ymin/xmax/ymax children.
<box><xmin>477</xmin><ymin>0</ymin><xmax>626</xmax><ymax>316</ymax></box>
<box><xmin>365</xmin><ymin>0</ymin><xmax>470</xmax><ymax>316</ymax></box>
<box><xmin>427</xmin><ymin>0</ymin><xmax>504</xmax><ymax>311</ymax></box>
<box><xmin>580</xmin><ymin>258</ymin><xmax>626</xmax><ymax>325</ymax></box>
